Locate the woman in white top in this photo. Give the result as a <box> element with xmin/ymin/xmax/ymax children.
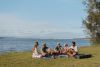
<box><xmin>32</xmin><ymin>41</ymin><xmax>42</xmax><ymax>58</ymax></box>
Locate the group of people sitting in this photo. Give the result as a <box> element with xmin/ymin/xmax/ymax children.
<box><xmin>32</xmin><ymin>41</ymin><xmax>78</xmax><ymax>59</ymax></box>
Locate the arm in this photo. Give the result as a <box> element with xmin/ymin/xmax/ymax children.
<box><xmin>74</xmin><ymin>46</ymin><xmax>78</xmax><ymax>52</ymax></box>
<box><xmin>32</xmin><ymin>47</ymin><xmax>35</xmax><ymax>52</ymax></box>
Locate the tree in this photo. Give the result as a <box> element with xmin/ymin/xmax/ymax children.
<box><xmin>83</xmin><ymin>0</ymin><xmax>100</xmax><ymax>44</ymax></box>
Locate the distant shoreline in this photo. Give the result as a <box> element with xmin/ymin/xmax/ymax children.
<box><xmin>0</xmin><ymin>37</ymin><xmax>90</xmax><ymax>40</ymax></box>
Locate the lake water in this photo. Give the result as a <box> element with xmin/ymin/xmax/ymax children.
<box><xmin>0</xmin><ymin>37</ymin><xmax>90</xmax><ymax>53</ymax></box>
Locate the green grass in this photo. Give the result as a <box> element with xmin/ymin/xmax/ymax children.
<box><xmin>0</xmin><ymin>45</ymin><xmax>100</xmax><ymax>67</ymax></box>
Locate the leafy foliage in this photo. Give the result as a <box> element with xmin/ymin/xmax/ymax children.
<box><xmin>83</xmin><ymin>0</ymin><xmax>100</xmax><ymax>44</ymax></box>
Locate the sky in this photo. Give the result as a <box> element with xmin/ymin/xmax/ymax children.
<box><xmin>0</xmin><ymin>0</ymin><xmax>87</xmax><ymax>39</ymax></box>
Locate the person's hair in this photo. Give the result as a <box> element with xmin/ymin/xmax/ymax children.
<box><xmin>64</xmin><ymin>44</ymin><xmax>68</xmax><ymax>47</ymax></box>
<box><xmin>57</xmin><ymin>42</ymin><xmax>60</xmax><ymax>45</ymax></box>
<box><xmin>57</xmin><ymin>42</ymin><xmax>61</xmax><ymax>47</ymax></box>
<box><xmin>32</xmin><ymin>41</ymin><xmax>39</xmax><ymax>51</ymax></box>
<box><xmin>34</xmin><ymin>41</ymin><xmax>39</xmax><ymax>48</ymax></box>
<box><xmin>72</xmin><ymin>41</ymin><xmax>76</xmax><ymax>46</ymax></box>
<box><xmin>42</xmin><ymin>42</ymin><xmax>47</xmax><ymax>48</ymax></box>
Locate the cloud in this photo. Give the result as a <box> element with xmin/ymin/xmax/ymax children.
<box><xmin>0</xmin><ymin>13</ymin><xmax>85</xmax><ymax>39</ymax></box>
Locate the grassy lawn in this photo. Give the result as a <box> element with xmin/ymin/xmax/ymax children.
<box><xmin>0</xmin><ymin>45</ymin><xmax>100</xmax><ymax>67</ymax></box>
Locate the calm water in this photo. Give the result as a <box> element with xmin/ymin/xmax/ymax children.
<box><xmin>0</xmin><ymin>37</ymin><xmax>90</xmax><ymax>53</ymax></box>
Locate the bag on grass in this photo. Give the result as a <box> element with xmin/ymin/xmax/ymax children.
<box><xmin>75</xmin><ymin>54</ymin><xmax>92</xmax><ymax>59</ymax></box>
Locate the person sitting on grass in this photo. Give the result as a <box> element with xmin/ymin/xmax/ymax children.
<box><xmin>32</xmin><ymin>41</ymin><xmax>42</xmax><ymax>58</ymax></box>
<box><xmin>67</xmin><ymin>41</ymin><xmax>78</xmax><ymax>57</ymax></box>
<box><xmin>41</xmin><ymin>42</ymin><xmax>56</xmax><ymax>58</ymax></box>
<box><xmin>54</xmin><ymin>42</ymin><xmax>63</xmax><ymax>55</ymax></box>
<box><xmin>41</xmin><ymin>42</ymin><xmax>52</xmax><ymax>57</ymax></box>
<box><xmin>62</xmin><ymin>43</ymin><xmax>69</xmax><ymax>55</ymax></box>
<box><xmin>70</xmin><ymin>41</ymin><xmax>78</xmax><ymax>54</ymax></box>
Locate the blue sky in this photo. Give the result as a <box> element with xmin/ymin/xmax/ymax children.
<box><xmin>0</xmin><ymin>0</ymin><xmax>87</xmax><ymax>39</ymax></box>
